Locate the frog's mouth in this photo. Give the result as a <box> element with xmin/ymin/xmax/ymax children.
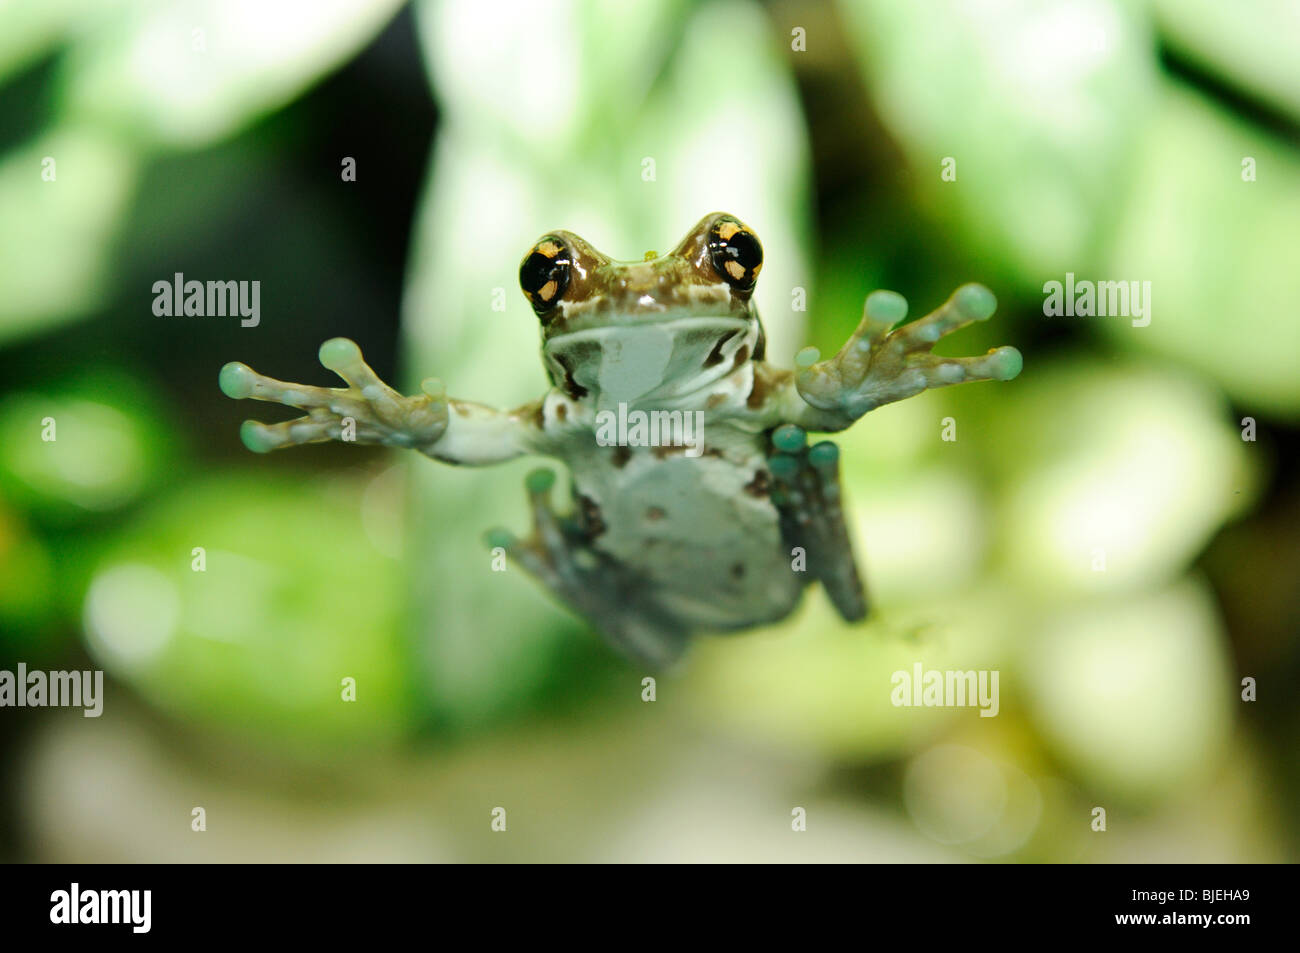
<box><xmin>542</xmin><ymin>315</ymin><xmax>756</xmax><ymax>409</ymax></box>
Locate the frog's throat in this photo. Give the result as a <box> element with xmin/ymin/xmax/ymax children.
<box><xmin>542</xmin><ymin>315</ymin><xmax>757</xmax><ymax>410</ymax></box>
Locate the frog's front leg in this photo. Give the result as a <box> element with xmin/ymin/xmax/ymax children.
<box><xmin>219</xmin><ymin>337</ymin><xmax>541</xmax><ymax>465</ymax></box>
<box><xmin>791</xmin><ymin>284</ymin><xmax>1023</xmax><ymax>430</ymax></box>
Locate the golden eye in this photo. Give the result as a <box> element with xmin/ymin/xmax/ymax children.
<box><xmin>707</xmin><ymin>217</ymin><xmax>763</xmax><ymax>292</ymax></box>
<box><xmin>519</xmin><ymin>237</ymin><xmax>572</xmax><ymax>315</ymax></box>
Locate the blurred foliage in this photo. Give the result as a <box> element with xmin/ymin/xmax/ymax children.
<box><xmin>0</xmin><ymin>0</ymin><xmax>1296</xmax><ymax>861</ymax></box>
<box><xmin>0</xmin><ymin>370</ymin><xmax>177</xmax><ymax>520</ymax></box>
<box><xmin>0</xmin><ymin>0</ymin><xmax>405</xmax><ymax>342</ymax></box>
<box><xmin>81</xmin><ymin>474</ymin><xmax>415</xmax><ymax>749</ymax></box>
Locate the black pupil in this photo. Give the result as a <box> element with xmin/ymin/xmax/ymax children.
<box><xmin>520</xmin><ymin>245</ymin><xmax>570</xmax><ymax>310</ymax></box>
<box><xmin>710</xmin><ymin>225</ymin><xmax>762</xmax><ymax>287</ymax></box>
<box><xmin>724</xmin><ymin>231</ymin><xmax>760</xmax><ymax>269</ymax></box>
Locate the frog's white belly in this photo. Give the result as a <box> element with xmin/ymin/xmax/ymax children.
<box><xmin>568</xmin><ymin>427</ymin><xmax>804</xmax><ymax>631</ymax></box>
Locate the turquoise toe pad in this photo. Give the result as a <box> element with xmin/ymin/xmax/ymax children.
<box><xmin>990</xmin><ymin>346</ymin><xmax>1023</xmax><ymax>380</ymax></box>
<box><xmin>866</xmin><ymin>290</ymin><xmax>908</xmax><ymax>324</ymax></box>
<box><xmin>955</xmin><ymin>284</ymin><xmax>997</xmax><ymax>321</ymax></box>
<box><xmin>239</xmin><ymin>420</ymin><xmax>274</xmax><ymax>453</ymax></box>
<box><xmin>219</xmin><ymin>362</ymin><xmax>255</xmax><ymax>399</ymax></box>
<box><xmin>318</xmin><ymin>337</ymin><xmax>361</xmax><ymax>370</ymax></box>
<box><xmin>772</xmin><ymin>424</ymin><xmax>807</xmax><ymax>453</ymax></box>
<box><xmin>525</xmin><ymin>468</ymin><xmax>556</xmax><ymax>494</ymax></box>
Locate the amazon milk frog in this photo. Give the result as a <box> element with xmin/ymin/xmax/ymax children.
<box><xmin>219</xmin><ymin>212</ymin><xmax>1022</xmax><ymax>666</ymax></box>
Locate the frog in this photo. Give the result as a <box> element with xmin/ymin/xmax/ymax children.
<box><xmin>219</xmin><ymin>212</ymin><xmax>1022</xmax><ymax>667</ymax></box>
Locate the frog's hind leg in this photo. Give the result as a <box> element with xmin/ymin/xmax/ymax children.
<box><xmin>486</xmin><ymin>468</ymin><xmax>690</xmax><ymax>668</ymax></box>
<box><xmin>768</xmin><ymin>425</ymin><xmax>868</xmax><ymax>622</ymax></box>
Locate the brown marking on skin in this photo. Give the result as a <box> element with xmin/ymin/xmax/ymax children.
<box><xmin>703</xmin><ymin>329</ymin><xmax>740</xmax><ymax>368</ymax></box>
<box><xmin>611</xmin><ymin>445</ymin><xmax>631</xmax><ymax>468</ymax></box>
<box><xmin>532</xmin><ymin>402</ymin><xmax>546</xmax><ymax>429</ymax></box>
<box><xmin>707</xmin><ymin>392</ymin><xmax>728</xmax><ymax>409</ymax></box>
<box><xmin>554</xmin><ymin>261</ymin><xmax>749</xmax><ymax>323</ymax></box>
<box><xmin>538</xmin><ymin>219</ymin><xmax>764</xmax><ymax>330</ymax></box>
<box><xmin>553</xmin><ymin>353</ymin><xmax>588</xmax><ymax>400</ymax></box>
<box><xmin>747</xmin><ymin>363</ymin><xmax>791</xmax><ymax>409</ymax></box>
<box><xmin>746</xmin><ymin>367</ymin><xmax>770</xmax><ymax>409</ymax></box>
<box><xmin>508</xmin><ymin>399</ymin><xmax>545</xmax><ymax>426</ymax></box>
<box><xmin>645</xmin><ymin>506</ymin><xmax>665</xmax><ymax>522</ymax></box>
<box><xmin>743</xmin><ymin>469</ymin><xmax>771</xmax><ymax>498</ymax></box>
<box><xmin>732</xmin><ymin>344</ymin><xmax>750</xmax><ymax>370</ymax></box>
<box><xmin>651</xmin><ymin>444</ymin><xmax>692</xmax><ymax>460</ymax></box>
<box><xmin>535</xmin><ymin>302</ymin><xmax>560</xmax><ymax>327</ymax></box>
<box><xmin>556</xmin><ymin>403</ymin><xmax>568</xmax><ymax>422</ymax></box>
<box><xmin>577</xmin><ymin>494</ymin><xmax>606</xmax><ymax>537</ymax></box>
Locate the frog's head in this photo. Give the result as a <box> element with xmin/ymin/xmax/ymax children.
<box><xmin>519</xmin><ymin>212</ymin><xmax>766</xmax><ymax>408</ymax></box>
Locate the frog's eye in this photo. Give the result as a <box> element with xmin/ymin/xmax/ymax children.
<box><xmin>707</xmin><ymin>217</ymin><xmax>763</xmax><ymax>292</ymax></box>
<box><xmin>519</xmin><ymin>237</ymin><xmax>572</xmax><ymax>315</ymax></box>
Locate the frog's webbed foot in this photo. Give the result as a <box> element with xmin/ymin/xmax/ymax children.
<box><xmin>487</xmin><ymin>469</ymin><xmax>689</xmax><ymax>669</ymax></box>
<box><xmin>795</xmin><ymin>284</ymin><xmax>1022</xmax><ymax>421</ymax></box>
<box><xmin>219</xmin><ymin>338</ymin><xmax>448</xmax><ymax>453</ymax></box>
<box><xmin>768</xmin><ymin>425</ymin><xmax>868</xmax><ymax>622</ymax></box>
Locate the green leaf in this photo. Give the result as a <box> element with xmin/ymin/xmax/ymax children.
<box><xmin>58</xmin><ymin>0</ymin><xmax>406</xmax><ymax>147</ymax></box>
<box><xmin>1021</xmin><ymin>579</ymin><xmax>1234</xmax><ymax>802</ymax></box>
<box><xmin>1154</xmin><ymin>0</ymin><xmax>1300</xmax><ymax>124</ymax></box>
<box><xmin>0</xmin><ymin>369</ymin><xmax>174</xmax><ymax>520</ymax></box>
<box><xmin>0</xmin><ymin>127</ymin><xmax>137</xmax><ymax>342</ymax></box>
<box><xmin>1099</xmin><ymin>81</ymin><xmax>1300</xmax><ymax>415</ymax></box>
<box><xmin>989</xmin><ymin>356</ymin><xmax>1259</xmax><ymax>596</ymax></box>
<box><xmin>835</xmin><ymin>0</ymin><xmax>1157</xmax><ymax>281</ymax></box>
<box><xmin>81</xmin><ymin>474</ymin><xmax>415</xmax><ymax>748</ymax></box>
